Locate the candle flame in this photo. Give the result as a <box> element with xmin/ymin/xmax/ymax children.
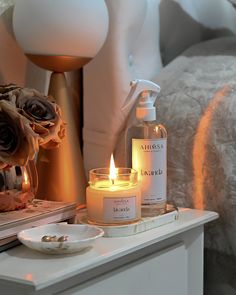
<box><xmin>23</xmin><ymin>171</ymin><xmax>29</xmax><ymax>184</ymax></box>
<box><xmin>109</xmin><ymin>154</ymin><xmax>117</xmax><ymax>183</ymax></box>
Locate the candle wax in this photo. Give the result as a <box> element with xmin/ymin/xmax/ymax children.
<box><xmin>86</xmin><ymin>180</ymin><xmax>141</xmax><ymax>225</ymax></box>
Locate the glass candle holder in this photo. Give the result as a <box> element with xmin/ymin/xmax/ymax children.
<box><xmin>86</xmin><ymin>168</ymin><xmax>141</xmax><ymax>225</ymax></box>
<box><xmin>0</xmin><ymin>160</ymin><xmax>38</xmax><ymax>212</ymax></box>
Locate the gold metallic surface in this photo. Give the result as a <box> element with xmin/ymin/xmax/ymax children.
<box><xmin>26</xmin><ymin>54</ymin><xmax>91</xmax><ymax>72</ymax></box>
<box><xmin>36</xmin><ymin>72</ymin><xmax>87</xmax><ymax>203</ymax></box>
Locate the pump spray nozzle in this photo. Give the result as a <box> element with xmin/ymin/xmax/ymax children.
<box><xmin>122</xmin><ymin>79</ymin><xmax>160</xmax><ymax>121</ymax></box>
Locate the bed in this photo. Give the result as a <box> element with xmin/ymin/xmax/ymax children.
<box><xmin>83</xmin><ymin>1</ymin><xmax>236</xmax><ymax>294</ymax></box>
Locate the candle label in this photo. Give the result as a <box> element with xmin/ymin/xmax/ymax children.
<box><xmin>103</xmin><ymin>196</ymin><xmax>136</xmax><ymax>221</ymax></box>
<box><xmin>132</xmin><ymin>138</ymin><xmax>167</xmax><ymax>204</ymax></box>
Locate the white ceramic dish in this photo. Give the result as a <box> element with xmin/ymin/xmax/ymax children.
<box><xmin>17</xmin><ymin>223</ymin><xmax>104</xmax><ymax>254</ymax></box>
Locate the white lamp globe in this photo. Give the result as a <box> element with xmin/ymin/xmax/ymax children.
<box><xmin>12</xmin><ymin>0</ymin><xmax>109</xmax><ymax>70</ymax></box>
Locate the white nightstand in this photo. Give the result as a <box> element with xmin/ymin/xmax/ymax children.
<box><xmin>0</xmin><ymin>208</ymin><xmax>218</xmax><ymax>295</ymax></box>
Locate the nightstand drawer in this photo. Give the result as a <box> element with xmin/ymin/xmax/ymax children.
<box><xmin>59</xmin><ymin>242</ymin><xmax>187</xmax><ymax>295</ymax></box>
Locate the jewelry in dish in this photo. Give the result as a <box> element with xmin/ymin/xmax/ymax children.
<box><xmin>17</xmin><ymin>223</ymin><xmax>104</xmax><ymax>254</ymax></box>
<box><xmin>41</xmin><ymin>235</ymin><xmax>68</xmax><ymax>242</ymax></box>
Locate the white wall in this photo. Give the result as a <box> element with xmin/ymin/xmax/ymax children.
<box><xmin>0</xmin><ymin>0</ymin><xmax>80</xmax><ymax>94</ymax></box>
<box><xmin>0</xmin><ymin>0</ymin><xmax>81</xmax><ymax>131</ymax></box>
<box><xmin>0</xmin><ymin>0</ymin><xmax>48</xmax><ymax>91</ymax></box>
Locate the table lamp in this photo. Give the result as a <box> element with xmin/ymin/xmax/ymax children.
<box><xmin>12</xmin><ymin>0</ymin><xmax>109</xmax><ymax>203</ymax></box>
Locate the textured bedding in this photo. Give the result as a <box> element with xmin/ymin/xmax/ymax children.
<box><xmin>154</xmin><ymin>37</ymin><xmax>236</xmax><ymax>254</ymax></box>
<box><xmin>115</xmin><ymin>36</ymin><xmax>236</xmax><ymax>294</ymax></box>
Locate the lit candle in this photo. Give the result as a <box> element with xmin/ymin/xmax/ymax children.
<box><xmin>86</xmin><ymin>154</ymin><xmax>141</xmax><ymax>225</ymax></box>
<box><xmin>22</xmin><ymin>170</ymin><xmax>30</xmax><ymax>192</ymax></box>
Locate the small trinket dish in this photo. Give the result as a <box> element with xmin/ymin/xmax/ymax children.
<box><xmin>17</xmin><ymin>223</ymin><xmax>104</xmax><ymax>254</ymax></box>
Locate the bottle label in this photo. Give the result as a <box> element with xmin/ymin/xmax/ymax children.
<box><xmin>132</xmin><ymin>138</ymin><xmax>167</xmax><ymax>204</ymax></box>
<box><xmin>103</xmin><ymin>196</ymin><xmax>137</xmax><ymax>222</ymax></box>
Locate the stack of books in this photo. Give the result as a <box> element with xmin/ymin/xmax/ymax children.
<box><xmin>0</xmin><ymin>199</ymin><xmax>77</xmax><ymax>252</ymax></box>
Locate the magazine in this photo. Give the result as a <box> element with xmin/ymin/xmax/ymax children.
<box><xmin>0</xmin><ymin>199</ymin><xmax>77</xmax><ymax>250</ymax></box>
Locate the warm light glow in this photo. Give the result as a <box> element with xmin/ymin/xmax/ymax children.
<box><xmin>23</xmin><ymin>171</ymin><xmax>29</xmax><ymax>184</ymax></box>
<box><xmin>25</xmin><ymin>273</ymin><xmax>33</xmax><ymax>281</ymax></box>
<box><xmin>109</xmin><ymin>154</ymin><xmax>117</xmax><ymax>183</ymax></box>
<box><xmin>22</xmin><ymin>169</ymin><xmax>30</xmax><ymax>192</ymax></box>
<box><xmin>192</xmin><ymin>85</ymin><xmax>230</xmax><ymax>209</ymax></box>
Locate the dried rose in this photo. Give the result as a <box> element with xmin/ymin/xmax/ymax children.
<box><xmin>0</xmin><ymin>100</ymin><xmax>39</xmax><ymax>169</ymax></box>
<box><xmin>15</xmin><ymin>88</ymin><xmax>65</xmax><ymax>149</ymax></box>
<box><xmin>0</xmin><ymin>84</ymin><xmax>21</xmax><ymax>102</ymax></box>
<box><xmin>0</xmin><ymin>84</ymin><xmax>21</xmax><ymax>95</ymax></box>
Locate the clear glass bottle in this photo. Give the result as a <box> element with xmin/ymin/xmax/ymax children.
<box><xmin>125</xmin><ymin>79</ymin><xmax>167</xmax><ymax>217</ymax></box>
<box><xmin>126</xmin><ymin>121</ymin><xmax>167</xmax><ymax>217</ymax></box>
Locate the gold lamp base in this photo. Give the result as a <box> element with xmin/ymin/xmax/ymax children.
<box><xmin>36</xmin><ymin>68</ymin><xmax>87</xmax><ymax>203</ymax></box>
<box><xmin>26</xmin><ymin>54</ymin><xmax>91</xmax><ymax>72</ymax></box>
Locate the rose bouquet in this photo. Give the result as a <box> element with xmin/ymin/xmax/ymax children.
<box><xmin>0</xmin><ymin>84</ymin><xmax>65</xmax><ymax>169</ymax></box>
<box><xmin>0</xmin><ymin>84</ymin><xmax>65</xmax><ymax>211</ymax></box>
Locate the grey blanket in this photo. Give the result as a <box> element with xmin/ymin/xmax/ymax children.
<box><xmin>156</xmin><ymin>37</ymin><xmax>236</xmax><ymax>295</ymax></box>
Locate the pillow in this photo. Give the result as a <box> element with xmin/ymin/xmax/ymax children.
<box><xmin>228</xmin><ymin>0</ymin><xmax>236</xmax><ymax>8</ymax></box>
<box><xmin>159</xmin><ymin>0</ymin><xmax>236</xmax><ymax>66</ymax></box>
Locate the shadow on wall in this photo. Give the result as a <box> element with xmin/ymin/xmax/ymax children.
<box><xmin>159</xmin><ymin>0</ymin><xmax>235</xmax><ymax>65</ymax></box>
<box><xmin>0</xmin><ymin>5</ymin><xmax>47</xmax><ymax>92</ymax></box>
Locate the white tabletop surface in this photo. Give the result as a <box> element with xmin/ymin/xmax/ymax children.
<box><xmin>0</xmin><ymin>208</ymin><xmax>218</xmax><ymax>291</ymax></box>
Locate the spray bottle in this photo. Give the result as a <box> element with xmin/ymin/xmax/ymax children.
<box><xmin>125</xmin><ymin>79</ymin><xmax>167</xmax><ymax>217</ymax></box>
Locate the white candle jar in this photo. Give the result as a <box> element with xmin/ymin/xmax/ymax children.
<box><xmin>86</xmin><ymin>168</ymin><xmax>141</xmax><ymax>225</ymax></box>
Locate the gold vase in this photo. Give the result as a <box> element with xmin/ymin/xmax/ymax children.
<box><xmin>36</xmin><ymin>71</ymin><xmax>87</xmax><ymax>203</ymax></box>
